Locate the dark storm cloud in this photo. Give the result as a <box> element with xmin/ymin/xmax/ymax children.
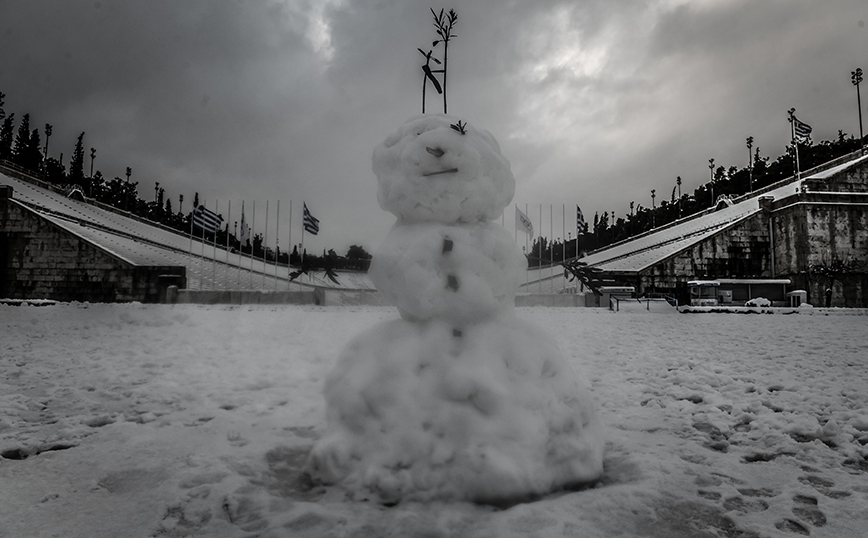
<box><xmin>1</xmin><ymin>0</ymin><xmax>867</xmax><ymax>251</ymax></box>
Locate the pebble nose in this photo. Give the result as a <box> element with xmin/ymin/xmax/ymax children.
<box><xmin>426</xmin><ymin>146</ymin><xmax>445</xmax><ymax>157</ymax></box>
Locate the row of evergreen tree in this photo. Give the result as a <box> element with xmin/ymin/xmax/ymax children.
<box><xmin>528</xmin><ymin>131</ymin><xmax>866</xmax><ymax>266</ymax></box>
<box><xmin>0</xmin><ymin>91</ymin><xmax>372</xmax><ymax>269</ymax></box>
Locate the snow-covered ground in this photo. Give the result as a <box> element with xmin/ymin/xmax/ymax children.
<box><xmin>1</xmin><ymin>303</ymin><xmax>867</xmax><ymax>538</ymax></box>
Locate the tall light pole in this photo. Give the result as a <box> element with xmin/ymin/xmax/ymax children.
<box><xmin>629</xmin><ymin>200</ymin><xmax>634</xmax><ymax>236</ymax></box>
<box><xmin>43</xmin><ymin>124</ymin><xmax>52</xmax><ymax>155</ymax></box>
<box><xmin>676</xmin><ymin>176</ymin><xmax>682</xmax><ymax>217</ymax></box>
<box><xmin>88</xmin><ymin>148</ymin><xmax>96</xmax><ymax>196</ymax></box>
<box><xmin>853</xmin><ymin>68</ymin><xmax>864</xmax><ymax>156</ymax></box>
<box><xmin>651</xmin><ymin>189</ymin><xmax>656</xmax><ymax>228</ymax></box>
<box><xmin>746</xmin><ymin>136</ymin><xmax>754</xmax><ymax>192</ymax></box>
<box><xmin>708</xmin><ymin>158</ymin><xmax>715</xmax><ymax>207</ymax></box>
<box><xmin>43</xmin><ymin>124</ymin><xmax>52</xmax><ymax>177</ymax></box>
<box><xmin>125</xmin><ymin>167</ymin><xmax>132</xmax><ymax>211</ymax></box>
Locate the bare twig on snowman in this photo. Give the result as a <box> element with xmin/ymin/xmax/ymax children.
<box><xmin>431</xmin><ymin>8</ymin><xmax>458</xmax><ymax>114</ymax></box>
<box><xmin>450</xmin><ymin>120</ymin><xmax>467</xmax><ymax>135</ymax></box>
<box><xmin>417</xmin><ymin>8</ymin><xmax>457</xmax><ymax>114</ymax></box>
<box><xmin>418</xmin><ymin>48</ymin><xmax>442</xmax><ymax>114</ymax></box>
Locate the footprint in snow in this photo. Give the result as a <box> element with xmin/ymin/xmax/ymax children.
<box><xmin>773</xmin><ymin>489</ymin><xmax>830</xmax><ymax>535</ymax></box>
<box><xmin>798</xmin><ymin>474</ymin><xmax>852</xmax><ymax>499</ymax></box>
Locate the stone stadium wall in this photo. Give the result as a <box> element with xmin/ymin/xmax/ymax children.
<box><xmin>1</xmin><ymin>187</ymin><xmax>185</xmax><ymax>302</ymax></box>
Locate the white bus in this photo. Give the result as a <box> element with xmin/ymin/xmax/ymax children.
<box><xmin>687</xmin><ymin>280</ymin><xmax>720</xmax><ymax>306</ymax></box>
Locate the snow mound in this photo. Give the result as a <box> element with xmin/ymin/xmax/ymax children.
<box><xmin>373</xmin><ymin>114</ymin><xmax>515</xmax><ymax>223</ymax></box>
<box><xmin>305</xmin><ymin>317</ymin><xmax>604</xmax><ymax>504</ymax></box>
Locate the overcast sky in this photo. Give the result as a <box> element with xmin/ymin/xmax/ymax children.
<box><xmin>2</xmin><ymin>0</ymin><xmax>866</xmax><ymax>253</ymax></box>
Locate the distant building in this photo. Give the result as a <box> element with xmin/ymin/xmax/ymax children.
<box><xmin>0</xmin><ymin>174</ymin><xmax>185</xmax><ymax>303</ymax></box>
<box><xmin>0</xmin><ymin>163</ymin><xmax>370</xmax><ymax>303</ymax></box>
<box><xmin>579</xmin><ymin>151</ymin><xmax>868</xmax><ymax>307</ymax></box>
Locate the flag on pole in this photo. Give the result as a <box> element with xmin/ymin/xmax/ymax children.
<box><xmin>515</xmin><ymin>205</ymin><xmax>533</xmax><ymax>236</ymax></box>
<box><xmin>239</xmin><ymin>203</ymin><xmax>250</xmax><ymax>246</ymax></box>
<box><xmin>793</xmin><ymin>116</ymin><xmax>813</xmax><ymax>140</ymax></box>
<box><xmin>303</xmin><ymin>202</ymin><xmax>320</xmax><ymax>235</ymax></box>
<box><xmin>576</xmin><ymin>205</ymin><xmax>587</xmax><ymax>233</ymax></box>
<box><xmin>192</xmin><ymin>205</ymin><xmax>223</xmax><ymax>234</ymax></box>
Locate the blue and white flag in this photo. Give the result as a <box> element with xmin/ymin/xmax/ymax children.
<box><xmin>303</xmin><ymin>202</ymin><xmax>319</xmax><ymax>235</ymax></box>
<box><xmin>515</xmin><ymin>205</ymin><xmax>533</xmax><ymax>236</ymax></box>
<box><xmin>793</xmin><ymin>116</ymin><xmax>812</xmax><ymax>140</ymax></box>
<box><xmin>192</xmin><ymin>205</ymin><xmax>223</xmax><ymax>234</ymax></box>
<box><xmin>576</xmin><ymin>205</ymin><xmax>587</xmax><ymax>233</ymax></box>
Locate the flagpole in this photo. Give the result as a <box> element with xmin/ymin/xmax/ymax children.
<box><xmin>525</xmin><ymin>203</ymin><xmax>529</xmax><ymax>291</ymax></box>
<box><xmin>200</xmin><ymin>199</ymin><xmax>206</xmax><ymax>262</ymax></box>
<box><xmin>225</xmin><ymin>200</ymin><xmax>231</xmax><ymax>291</ymax></box>
<box><xmin>188</xmin><ymin>205</ymin><xmax>194</xmax><ymax>261</ymax></box>
<box><xmin>301</xmin><ymin>202</ymin><xmax>305</xmax><ymax>267</ymax></box>
<box><xmin>250</xmin><ymin>201</ymin><xmax>255</xmax><ymax>289</ymax></box>
<box><xmin>538</xmin><ymin>203</ymin><xmax>542</xmax><ymax>295</ymax></box>
<box><xmin>562</xmin><ymin>203</ymin><xmax>565</xmax><ymax>266</ymax></box>
<box><xmin>212</xmin><ymin>200</ymin><xmax>218</xmax><ymax>289</ymax></box>
<box><xmin>275</xmin><ymin>200</ymin><xmax>280</xmax><ymax>290</ymax></box>
<box><xmin>238</xmin><ymin>201</ymin><xmax>244</xmax><ymax>288</ymax></box>
<box><xmin>263</xmin><ymin>200</ymin><xmax>269</xmax><ymax>288</ymax></box>
<box><xmin>288</xmin><ymin>200</ymin><xmax>292</xmax><ymax>290</ymax></box>
<box><xmin>549</xmin><ymin>204</ymin><xmax>555</xmax><ymax>295</ymax></box>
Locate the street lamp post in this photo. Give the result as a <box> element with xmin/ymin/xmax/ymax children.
<box><xmin>125</xmin><ymin>167</ymin><xmax>132</xmax><ymax>211</ymax></box>
<box><xmin>88</xmin><ymin>148</ymin><xmax>96</xmax><ymax>197</ymax></box>
<box><xmin>853</xmin><ymin>68</ymin><xmax>864</xmax><ymax>156</ymax></box>
<box><xmin>43</xmin><ymin>124</ymin><xmax>52</xmax><ymax>178</ymax></box>
<box><xmin>676</xmin><ymin>176</ymin><xmax>682</xmax><ymax>218</ymax></box>
<box><xmin>651</xmin><ymin>189</ymin><xmax>656</xmax><ymax>228</ymax></box>
<box><xmin>746</xmin><ymin>136</ymin><xmax>754</xmax><ymax>192</ymax></box>
<box><xmin>708</xmin><ymin>158</ymin><xmax>715</xmax><ymax>206</ymax></box>
<box><xmin>629</xmin><ymin>200</ymin><xmax>634</xmax><ymax>235</ymax></box>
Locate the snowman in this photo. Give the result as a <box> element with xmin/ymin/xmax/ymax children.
<box><xmin>305</xmin><ymin>114</ymin><xmax>604</xmax><ymax>505</ymax></box>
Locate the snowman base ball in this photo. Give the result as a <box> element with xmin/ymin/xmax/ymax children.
<box><xmin>305</xmin><ymin>317</ymin><xmax>605</xmax><ymax>504</ymax></box>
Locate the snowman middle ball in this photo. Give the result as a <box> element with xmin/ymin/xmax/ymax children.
<box><xmin>370</xmin><ymin>115</ymin><xmax>525</xmax><ymax>324</ymax></box>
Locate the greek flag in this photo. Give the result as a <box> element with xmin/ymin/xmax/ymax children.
<box><xmin>793</xmin><ymin>116</ymin><xmax>812</xmax><ymax>140</ymax></box>
<box><xmin>577</xmin><ymin>205</ymin><xmax>587</xmax><ymax>233</ymax></box>
<box><xmin>303</xmin><ymin>203</ymin><xmax>319</xmax><ymax>235</ymax></box>
<box><xmin>192</xmin><ymin>205</ymin><xmax>223</xmax><ymax>234</ymax></box>
<box><xmin>515</xmin><ymin>205</ymin><xmax>533</xmax><ymax>236</ymax></box>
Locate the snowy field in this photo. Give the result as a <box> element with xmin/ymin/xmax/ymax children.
<box><xmin>1</xmin><ymin>303</ymin><xmax>867</xmax><ymax>538</ymax></box>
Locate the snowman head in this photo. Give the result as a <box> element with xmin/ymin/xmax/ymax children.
<box><xmin>373</xmin><ymin>114</ymin><xmax>515</xmax><ymax>223</ymax></box>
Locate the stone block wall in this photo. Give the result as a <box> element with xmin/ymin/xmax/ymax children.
<box><xmin>1</xmin><ymin>196</ymin><xmax>185</xmax><ymax>302</ymax></box>
<box><xmin>771</xmin><ymin>193</ymin><xmax>868</xmax><ymax>307</ymax></box>
<box><xmin>632</xmin><ymin>212</ymin><xmax>772</xmax><ymax>299</ymax></box>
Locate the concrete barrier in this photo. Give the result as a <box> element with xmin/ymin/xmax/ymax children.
<box><xmin>172</xmin><ymin>290</ymin><xmax>593</xmax><ymax>308</ymax></box>
<box><xmin>515</xmin><ymin>294</ymin><xmax>587</xmax><ymax>307</ymax></box>
<box><xmin>175</xmin><ymin>289</ymin><xmax>318</xmax><ymax>305</ymax></box>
